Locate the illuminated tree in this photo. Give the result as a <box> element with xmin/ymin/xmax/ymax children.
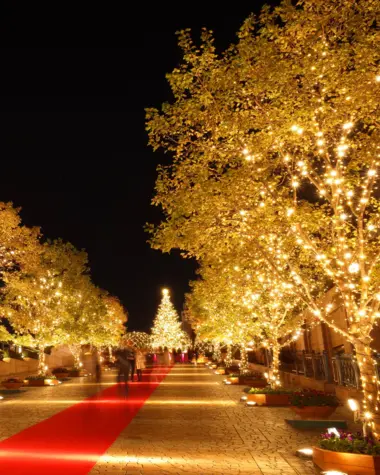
<box><xmin>187</xmin><ymin>256</ymin><xmax>304</xmax><ymax>379</ymax></box>
<box><xmin>0</xmin><ymin>202</ymin><xmax>41</xmax><ymax>280</ymax></box>
<box><xmin>3</xmin><ymin>240</ymin><xmax>88</xmax><ymax>374</ymax></box>
<box><xmin>151</xmin><ymin>288</ymin><xmax>187</xmax><ymax>350</ymax></box>
<box><xmin>213</xmin><ymin>341</ymin><xmax>221</xmax><ymax>363</ymax></box>
<box><xmin>147</xmin><ymin>0</ymin><xmax>380</xmax><ymax>431</ymax></box>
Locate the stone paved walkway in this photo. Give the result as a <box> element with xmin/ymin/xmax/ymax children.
<box><xmin>0</xmin><ymin>365</ymin><xmax>353</xmax><ymax>474</ymax></box>
<box><xmin>90</xmin><ymin>365</ymin><xmax>324</xmax><ymax>475</ymax></box>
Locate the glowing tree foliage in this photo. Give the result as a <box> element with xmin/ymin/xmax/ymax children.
<box><xmin>0</xmin><ymin>203</ymin><xmax>128</xmax><ymax>373</ymax></box>
<box><xmin>3</xmin><ymin>241</ymin><xmax>87</xmax><ymax>373</ymax></box>
<box><xmin>187</xmin><ymin>258</ymin><xmax>304</xmax><ymax>380</ymax></box>
<box><xmin>0</xmin><ymin>202</ymin><xmax>41</xmax><ymax>279</ymax></box>
<box><xmin>147</xmin><ymin>0</ymin><xmax>380</xmax><ymax>431</ymax></box>
<box><xmin>124</xmin><ymin>331</ymin><xmax>152</xmax><ymax>350</ymax></box>
<box><xmin>151</xmin><ymin>289</ymin><xmax>187</xmax><ymax>351</ymax></box>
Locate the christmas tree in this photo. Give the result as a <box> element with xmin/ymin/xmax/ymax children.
<box><xmin>151</xmin><ymin>288</ymin><xmax>185</xmax><ymax>350</ymax></box>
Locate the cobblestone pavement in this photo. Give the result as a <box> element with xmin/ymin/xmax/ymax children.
<box><xmin>90</xmin><ymin>365</ymin><xmax>332</xmax><ymax>475</ymax></box>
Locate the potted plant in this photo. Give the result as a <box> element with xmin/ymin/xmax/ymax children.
<box><xmin>244</xmin><ymin>386</ymin><xmax>294</xmax><ymax>406</ymax></box>
<box><xmin>239</xmin><ymin>370</ymin><xmax>267</xmax><ymax>387</ymax></box>
<box><xmin>52</xmin><ymin>367</ymin><xmax>69</xmax><ymax>379</ymax></box>
<box><xmin>1</xmin><ymin>377</ymin><xmax>24</xmax><ymax>390</ymax></box>
<box><xmin>24</xmin><ymin>375</ymin><xmax>58</xmax><ymax>387</ymax></box>
<box><xmin>290</xmin><ymin>389</ymin><xmax>339</xmax><ymax>419</ymax></box>
<box><xmin>313</xmin><ymin>430</ymin><xmax>380</xmax><ymax>474</ymax></box>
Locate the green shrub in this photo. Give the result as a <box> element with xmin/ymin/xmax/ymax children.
<box><xmin>247</xmin><ymin>387</ymin><xmax>294</xmax><ymax>395</ymax></box>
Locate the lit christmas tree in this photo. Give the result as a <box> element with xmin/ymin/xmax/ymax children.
<box><xmin>151</xmin><ymin>288</ymin><xmax>185</xmax><ymax>350</ymax></box>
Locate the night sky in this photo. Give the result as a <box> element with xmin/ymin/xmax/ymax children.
<box><xmin>0</xmin><ymin>3</ymin><xmax>271</xmax><ymax>331</ymax></box>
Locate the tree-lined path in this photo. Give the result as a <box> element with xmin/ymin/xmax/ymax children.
<box><xmin>0</xmin><ymin>364</ymin><xmax>333</xmax><ymax>474</ymax></box>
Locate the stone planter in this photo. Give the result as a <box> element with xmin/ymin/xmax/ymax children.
<box><xmin>25</xmin><ymin>379</ymin><xmax>45</xmax><ymax>387</ymax></box>
<box><xmin>2</xmin><ymin>357</ymin><xmax>11</xmax><ymax>363</ymax></box>
<box><xmin>215</xmin><ymin>368</ymin><xmax>226</xmax><ymax>375</ymax></box>
<box><xmin>313</xmin><ymin>446</ymin><xmax>380</xmax><ymax>475</ymax></box>
<box><xmin>290</xmin><ymin>405</ymin><xmax>338</xmax><ymax>420</ymax></box>
<box><xmin>226</xmin><ymin>376</ymin><xmax>239</xmax><ymax>385</ymax></box>
<box><xmin>247</xmin><ymin>393</ymin><xmax>290</xmax><ymax>406</ymax></box>
<box><xmin>2</xmin><ymin>381</ymin><xmax>23</xmax><ymax>390</ymax></box>
<box><xmin>239</xmin><ymin>378</ymin><xmax>267</xmax><ymax>387</ymax></box>
<box><xmin>25</xmin><ymin>378</ymin><xmax>58</xmax><ymax>387</ymax></box>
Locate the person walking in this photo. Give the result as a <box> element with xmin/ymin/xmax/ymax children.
<box><xmin>115</xmin><ymin>347</ymin><xmax>130</xmax><ymax>395</ymax></box>
<box><xmin>125</xmin><ymin>341</ymin><xmax>136</xmax><ymax>381</ymax></box>
<box><xmin>135</xmin><ymin>349</ymin><xmax>146</xmax><ymax>382</ymax></box>
<box><xmin>95</xmin><ymin>351</ymin><xmax>101</xmax><ymax>383</ymax></box>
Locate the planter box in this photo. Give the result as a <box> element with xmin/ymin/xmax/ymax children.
<box><xmin>247</xmin><ymin>393</ymin><xmax>290</xmax><ymax>406</ymax></box>
<box><xmin>215</xmin><ymin>368</ymin><xmax>226</xmax><ymax>375</ymax></box>
<box><xmin>25</xmin><ymin>379</ymin><xmax>59</xmax><ymax>387</ymax></box>
<box><xmin>2</xmin><ymin>381</ymin><xmax>23</xmax><ymax>390</ymax></box>
<box><xmin>2</xmin><ymin>358</ymin><xmax>11</xmax><ymax>363</ymax></box>
<box><xmin>239</xmin><ymin>378</ymin><xmax>267</xmax><ymax>387</ymax></box>
<box><xmin>290</xmin><ymin>405</ymin><xmax>338</xmax><ymax>420</ymax></box>
<box><xmin>226</xmin><ymin>376</ymin><xmax>239</xmax><ymax>385</ymax></box>
<box><xmin>313</xmin><ymin>446</ymin><xmax>380</xmax><ymax>475</ymax></box>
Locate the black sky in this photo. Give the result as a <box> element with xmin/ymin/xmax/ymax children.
<box><xmin>0</xmin><ymin>2</ymin><xmax>272</xmax><ymax>331</ymax></box>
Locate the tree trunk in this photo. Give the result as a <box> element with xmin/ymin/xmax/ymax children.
<box><xmin>354</xmin><ymin>341</ymin><xmax>379</xmax><ymax>436</ymax></box>
<box><xmin>240</xmin><ymin>345</ymin><xmax>249</xmax><ymax>372</ymax></box>
<box><xmin>69</xmin><ymin>344</ymin><xmax>82</xmax><ymax>368</ymax></box>
<box><xmin>38</xmin><ymin>345</ymin><xmax>46</xmax><ymax>375</ymax></box>
<box><xmin>213</xmin><ymin>342</ymin><xmax>221</xmax><ymax>363</ymax></box>
<box><xmin>225</xmin><ymin>344</ymin><xmax>233</xmax><ymax>368</ymax></box>
<box><xmin>270</xmin><ymin>342</ymin><xmax>281</xmax><ymax>388</ymax></box>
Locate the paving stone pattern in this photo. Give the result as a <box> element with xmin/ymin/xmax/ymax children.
<box><xmin>90</xmin><ymin>366</ymin><xmax>326</xmax><ymax>475</ymax></box>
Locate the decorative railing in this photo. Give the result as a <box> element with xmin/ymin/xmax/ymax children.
<box><xmin>278</xmin><ymin>350</ymin><xmax>328</xmax><ymax>381</ymax></box>
<box><xmin>331</xmin><ymin>354</ymin><xmax>361</xmax><ymax>389</ymax></box>
<box><xmin>252</xmin><ymin>349</ymin><xmax>380</xmax><ymax>389</ymax></box>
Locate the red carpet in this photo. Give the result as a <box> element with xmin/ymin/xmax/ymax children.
<box><xmin>0</xmin><ymin>366</ymin><xmax>172</xmax><ymax>474</ymax></box>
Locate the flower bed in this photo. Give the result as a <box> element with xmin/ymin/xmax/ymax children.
<box><xmin>290</xmin><ymin>389</ymin><xmax>339</xmax><ymax>419</ymax></box>
<box><xmin>313</xmin><ymin>430</ymin><xmax>380</xmax><ymax>474</ymax></box>
<box><xmin>245</xmin><ymin>387</ymin><xmax>293</xmax><ymax>406</ymax></box>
